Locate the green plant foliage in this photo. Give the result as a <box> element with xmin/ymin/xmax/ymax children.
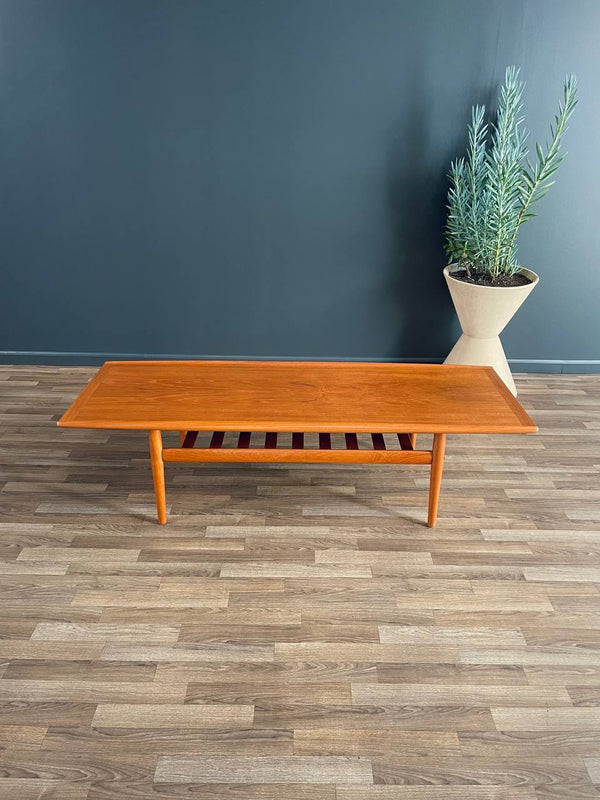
<box><xmin>446</xmin><ymin>67</ymin><xmax>577</xmax><ymax>282</ymax></box>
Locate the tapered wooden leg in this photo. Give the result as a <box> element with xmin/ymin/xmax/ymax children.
<box><xmin>149</xmin><ymin>430</ymin><xmax>167</xmax><ymax>525</ymax></box>
<box><xmin>409</xmin><ymin>433</ymin><xmax>417</xmax><ymax>449</ymax></box>
<box><xmin>427</xmin><ymin>433</ymin><xmax>446</xmax><ymax>527</ymax></box>
<box><xmin>179</xmin><ymin>431</ymin><xmax>187</xmax><ymax>446</ymax></box>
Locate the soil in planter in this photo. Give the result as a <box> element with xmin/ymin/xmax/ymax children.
<box><xmin>451</xmin><ymin>270</ymin><xmax>533</xmax><ymax>288</ymax></box>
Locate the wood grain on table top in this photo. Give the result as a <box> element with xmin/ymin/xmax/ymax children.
<box><xmin>58</xmin><ymin>360</ymin><xmax>536</xmax><ymax>434</ymax></box>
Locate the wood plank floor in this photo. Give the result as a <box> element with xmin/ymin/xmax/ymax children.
<box><xmin>0</xmin><ymin>365</ymin><xmax>599</xmax><ymax>799</ymax></box>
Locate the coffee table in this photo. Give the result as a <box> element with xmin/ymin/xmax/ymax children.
<box><xmin>58</xmin><ymin>360</ymin><xmax>536</xmax><ymax>527</ymax></box>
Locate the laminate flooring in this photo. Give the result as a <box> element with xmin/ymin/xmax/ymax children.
<box><xmin>0</xmin><ymin>366</ymin><xmax>599</xmax><ymax>798</ymax></box>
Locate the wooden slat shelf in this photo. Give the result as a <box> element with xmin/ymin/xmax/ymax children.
<box><xmin>176</xmin><ymin>430</ymin><xmax>418</xmax><ymax>451</ymax></box>
<box><xmin>163</xmin><ymin>430</ymin><xmax>431</xmax><ymax>465</ymax></box>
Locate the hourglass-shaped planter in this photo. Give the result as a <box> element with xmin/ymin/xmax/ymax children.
<box><xmin>443</xmin><ymin>265</ymin><xmax>539</xmax><ymax>397</ymax></box>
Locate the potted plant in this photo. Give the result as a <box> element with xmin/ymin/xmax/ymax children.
<box><xmin>444</xmin><ymin>66</ymin><xmax>577</xmax><ymax>395</ymax></box>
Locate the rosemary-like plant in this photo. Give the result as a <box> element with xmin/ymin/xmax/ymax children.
<box><xmin>446</xmin><ymin>67</ymin><xmax>577</xmax><ymax>282</ymax></box>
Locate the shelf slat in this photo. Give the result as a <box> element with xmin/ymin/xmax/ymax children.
<box><xmin>209</xmin><ymin>431</ymin><xmax>225</xmax><ymax>449</ymax></box>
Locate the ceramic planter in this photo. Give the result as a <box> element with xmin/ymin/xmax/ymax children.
<box><xmin>443</xmin><ymin>264</ymin><xmax>539</xmax><ymax>396</ymax></box>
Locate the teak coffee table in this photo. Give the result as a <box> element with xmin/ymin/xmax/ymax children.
<box><xmin>58</xmin><ymin>360</ymin><xmax>537</xmax><ymax>527</ymax></box>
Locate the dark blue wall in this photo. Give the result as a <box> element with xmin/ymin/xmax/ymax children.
<box><xmin>1</xmin><ymin>0</ymin><xmax>599</xmax><ymax>367</ymax></box>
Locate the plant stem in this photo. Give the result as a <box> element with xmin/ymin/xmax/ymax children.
<box><xmin>507</xmin><ymin>91</ymin><xmax>574</xmax><ymax>262</ymax></box>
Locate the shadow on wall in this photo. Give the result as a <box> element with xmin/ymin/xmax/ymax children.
<box><xmin>385</xmin><ymin>84</ymin><xmax>459</xmax><ymax>360</ymax></box>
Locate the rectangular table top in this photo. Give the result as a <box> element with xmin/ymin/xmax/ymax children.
<box><xmin>58</xmin><ymin>360</ymin><xmax>536</xmax><ymax>435</ymax></box>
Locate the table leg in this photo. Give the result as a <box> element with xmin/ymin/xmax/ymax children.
<box><xmin>427</xmin><ymin>433</ymin><xmax>446</xmax><ymax>527</ymax></box>
<box><xmin>409</xmin><ymin>433</ymin><xmax>417</xmax><ymax>449</ymax></box>
<box><xmin>149</xmin><ymin>430</ymin><xmax>167</xmax><ymax>525</ymax></box>
<box><xmin>179</xmin><ymin>431</ymin><xmax>188</xmax><ymax>446</ymax></box>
